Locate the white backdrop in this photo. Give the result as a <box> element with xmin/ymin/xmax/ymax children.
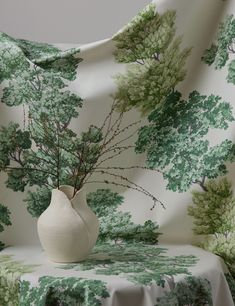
<box><xmin>0</xmin><ymin>0</ymin><xmax>150</xmax><ymax>43</ymax></box>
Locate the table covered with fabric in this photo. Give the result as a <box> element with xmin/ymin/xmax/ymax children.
<box><xmin>0</xmin><ymin>243</ymin><xmax>234</xmax><ymax>306</ymax></box>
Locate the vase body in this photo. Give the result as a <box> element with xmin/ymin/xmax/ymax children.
<box><xmin>37</xmin><ymin>186</ymin><xmax>99</xmax><ymax>263</ymax></box>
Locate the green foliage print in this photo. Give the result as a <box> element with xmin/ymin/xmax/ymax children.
<box><xmin>225</xmin><ymin>273</ymin><xmax>235</xmax><ymax>303</ymax></box>
<box><xmin>202</xmin><ymin>15</ymin><xmax>235</xmax><ymax>84</ymax></box>
<box><xmin>0</xmin><ymin>254</ymin><xmax>36</xmax><ymax>306</ymax></box>
<box><xmin>155</xmin><ymin>276</ymin><xmax>213</xmax><ymax>306</ymax></box>
<box><xmin>16</xmin><ymin>38</ymin><xmax>82</xmax><ymax>81</ymax></box>
<box><xmin>1</xmin><ymin>31</ymin><xmax>163</xmax><ymax>217</ymax></box>
<box><xmin>19</xmin><ymin>276</ymin><xmax>109</xmax><ymax>306</ymax></box>
<box><xmin>135</xmin><ymin>90</ymin><xmax>235</xmax><ymax>192</ymax></box>
<box><xmin>0</xmin><ymin>33</ymin><xmax>107</xmax><ymax>217</ymax></box>
<box><xmin>188</xmin><ymin>178</ymin><xmax>235</xmax><ymax>277</ymax></box>
<box><xmin>59</xmin><ymin>242</ymin><xmax>198</xmax><ymax>287</ymax></box>
<box><xmin>87</xmin><ymin>188</ymin><xmax>160</xmax><ymax>244</ymax></box>
<box><xmin>0</xmin><ymin>203</ymin><xmax>11</xmax><ymax>250</ymax></box>
<box><xmin>112</xmin><ymin>3</ymin><xmax>191</xmax><ymax>114</ymax></box>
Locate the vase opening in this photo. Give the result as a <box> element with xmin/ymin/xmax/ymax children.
<box><xmin>59</xmin><ymin>185</ymin><xmax>84</xmax><ymax>201</ymax></box>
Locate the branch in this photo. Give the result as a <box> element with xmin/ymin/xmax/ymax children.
<box><xmin>101</xmin><ymin>145</ymin><xmax>135</xmax><ymax>156</ymax></box>
<box><xmin>4</xmin><ymin>166</ymin><xmax>56</xmax><ymax>177</ymax></box>
<box><xmin>228</xmin><ymin>45</ymin><xmax>235</xmax><ymax>54</ymax></box>
<box><xmin>84</xmin><ymin>179</ymin><xmax>165</xmax><ymax>209</ymax></box>
<box><xmin>194</xmin><ymin>177</ymin><xmax>208</xmax><ymax>192</ymax></box>
<box><xmin>101</xmin><ymin>100</ymin><xmax>117</xmax><ymax>145</ymax></box>
<box><xmin>94</xmin><ymin>146</ymin><xmax>133</xmax><ymax>169</ymax></box>
<box><xmin>95</xmin><ymin>165</ymin><xmax>163</xmax><ymax>174</ymax></box>
<box><xmin>102</xmin><ymin>120</ymin><xmax>140</xmax><ymax>151</ymax></box>
<box><xmin>153</xmin><ymin>53</ymin><xmax>160</xmax><ymax>61</ymax></box>
<box><xmin>101</xmin><ymin>128</ymin><xmax>138</xmax><ymax>155</ymax></box>
<box><xmin>135</xmin><ymin>60</ymin><xmax>144</xmax><ymax>65</ymax></box>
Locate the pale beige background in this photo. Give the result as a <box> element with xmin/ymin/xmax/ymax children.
<box><xmin>0</xmin><ymin>0</ymin><xmax>150</xmax><ymax>43</ymax></box>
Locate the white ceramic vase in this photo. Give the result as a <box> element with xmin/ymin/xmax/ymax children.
<box><xmin>37</xmin><ymin>185</ymin><xmax>99</xmax><ymax>263</ymax></box>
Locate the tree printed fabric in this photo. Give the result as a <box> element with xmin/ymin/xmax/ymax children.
<box><xmin>1</xmin><ymin>0</ymin><xmax>235</xmax><ymax>305</ymax></box>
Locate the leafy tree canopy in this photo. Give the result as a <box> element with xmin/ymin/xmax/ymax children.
<box><xmin>24</xmin><ymin>187</ymin><xmax>51</xmax><ymax>218</ymax></box>
<box><xmin>16</xmin><ymin>39</ymin><xmax>82</xmax><ymax>81</ymax></box>
<box><xmin>188</xmin><ymin>178</ymin><xmax>235</xmax><ymax>235</ymax></box>
<box><xmin>112</xmin><ymin>4</ymin><xmax>191</xmax><ymax>114</ymax></box>
<box><xmin>202</xmin><ymin>15</ymin><xmax>235</xmax><ymax>84</ymax></box>
<box><xmin>202</xmin><ymin>15</ymin><xmax>235</xmax><ymax>69</ymax></box>
<box><xmin>188</xmin><ymin>177</ymin><xmax>235</xmax><ymax>277</ymax></box>
<box><xmin>0</xmin><ymin>203</ymin><xmax>11</xmax><ymax>250</ymax></box>
<box><xmin>0</xmin><ymin>32</ymin><xmax>30</xmax><ymax>82</ymax></box>
<box><xmin>0</xmin><ymin>121</ymin><xmax>104</xmax><ymax>214</ymax></box>
<box><xmin>135</xmin><ymin>90</ymin><xmax>235</xmax><ymax>192</ymax></box>
<box><xmin>0</xmin><ymin>34</ymin><xmax>104</xmax><ymax>216</ymax></box>
<box><xmin>87</xmin><ymin>188</ymin><xmax>160</xmax><ymax>244</ymax></box>
<box><xmin>156</xmin><ymin>276</ymin><xmax>212</xmax><ymax>306</ymax></box>
<box><xmin>113</xmin><ymin>4</ymin><xmax>176</xmax><ymax>63</ymax></box>
<box><xmin>0</xmin><ymin>255</ymin><xmax>38</xmax><ymax>305</ymax></box>
<box><xmin>20</xmin><ymin>277</ymin><xmax>109</xmax><ymax>306</ymax></box>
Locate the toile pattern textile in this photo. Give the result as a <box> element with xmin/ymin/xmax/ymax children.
<box><xmin>1</xmin><ymin>0</ymin><xmax>235</xmax><ymax>305</ymax></box>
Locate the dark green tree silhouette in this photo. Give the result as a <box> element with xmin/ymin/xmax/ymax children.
<box><xmin>135</xmin><ymin>90</ymin><xmax>235</xmax><ymax>192</ymax></box>
<box><xmin>87</xmin><ymin>188</ymin><xmax>160</xmax><ymax>244</ymax></box>
<box><xmin>202</xmin><ymin>15</ymin><xmax>235</xmax><ymax>84</ymax></box>
<box><xmin>0</xmin><ymin>204</ymin><xmax>11</xmax><ymax>250</ymax></box>
<box><xmin>156</xmin><ymin>276</ymin><xmax>212</xmax><ymax>306</ymax></box>
<box><xmin>112</xmin><ymin>3</ymin><xmax>191</xmax><ymax>114</ymax></box>
<box><xmin>225</xmin><ymin>273</ymin><xmax>235</xmax><ymax>303</ymax></box>
<box><xmin>188</xmin><ymin>178</ymin><xmax>235</xmax><ymax>277</ymax></box>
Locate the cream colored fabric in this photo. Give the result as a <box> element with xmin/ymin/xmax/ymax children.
<box><xmin>0</xmin><ymin>0</ymin><xmax>235</xmax><ymax>305</ymax></box>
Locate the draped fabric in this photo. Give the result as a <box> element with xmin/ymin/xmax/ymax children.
<box><xmin>0</xmin><ymin>0</ymin><xmax>235</xmax><ymax>305</ymax></box>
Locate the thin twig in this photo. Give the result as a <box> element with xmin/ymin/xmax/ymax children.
<box><xmin>84</xmin><ymin>179</ymin><xmax>165</xmax><ymax>209</ymax></box>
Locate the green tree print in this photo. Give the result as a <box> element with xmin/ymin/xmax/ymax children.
<box><xmin>202</xmin><ymin>15</ymin><xmax>235</xmax><ymax>84</ymax></box>
<box><xmin>16</xmin><ymin>38</ymin><xmax>82</xmax><ymax>82</ymax></box>
<box><xmin>0</xmin><ymin>254</ymin><xmax>36</xmax><ymax>306</ymax></box>
<box><xmin>87</xmin><ymin>189</ymin><xmax>160</xmax><ymax>244</ymax></box>
<box><xmin>59</xmin><ymin>242</ymin><xmax>198</xmax><ymax>287</ymax></box>
<box><xmin>0</xmin><ymin>30</ymin><xmax>164</xmax><ymax>217</ymax></box>
<box><xmin>155</xmin><ymin>276</ymin><xmax>212</xmax><ymax>306</ymax></box>
<box><xmin>0</xmin><ymin>32</ymin><xmax>92</xmax><ymax>217</ymax></box>
<box><xmin>135</xmin><ymin>90</ymin><xmax>235</xmax><ymax>192</ymax></box>
<box><xmin>112</xmin><ymin>3</ymin><xmax>191</xmax><ymax>114</ymax></box>
<box><xmin>188</xmin><ymin>178</ymin><xmax>235</xmax><ymax>277</ymax></box>
<box><xmin>225</xmin><ymin>273</ymin><xmax>235</xmax><ymax>303</ymax></box>
<box><xmin>0</xmin><ymin>204</ymin><xmax>11</xmax><ymax>250</ymax></box>
<box><xmin>20</xmin><ymin>276</ymin><xmax>109</xmax><ymax>306</ymax></box>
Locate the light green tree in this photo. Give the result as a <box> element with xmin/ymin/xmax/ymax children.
<box><xmin>87</xmin><ymin>188</ymin><xmax>160</xmax><ymax>244</ymax></box>
<box><xmin>202</xmin><ymin>15</ymin><xmax>235</xmax><ymax>84</ymax></box>
<box><xmin>0</xmin><ymin>254</ymin><xmax>36</xmax><ymax>305</ymax></box>
<box><xmin>112</xmin><ymin>3</ymin><xmax>191</xmax><ymax>114</ymax></box>
<box><xmin>135</xmin><ymin>90</ymin><xmax>235</xmax><ymax>192</ymax></box>
<box><xmin>188</xmin><ymin>178</ymin><xmax>235</xmax><ymax>277</ymax></box>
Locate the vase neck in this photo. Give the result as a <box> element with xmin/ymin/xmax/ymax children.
<box><xmin>51</xmin><ymin>189</ymin><xmax>71</xmax><ymax>208</ymax></box>
<box><xmin>59</xmin><ymin>185</ymin><xmax>86</xmax><ymax>205</ymax></box>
